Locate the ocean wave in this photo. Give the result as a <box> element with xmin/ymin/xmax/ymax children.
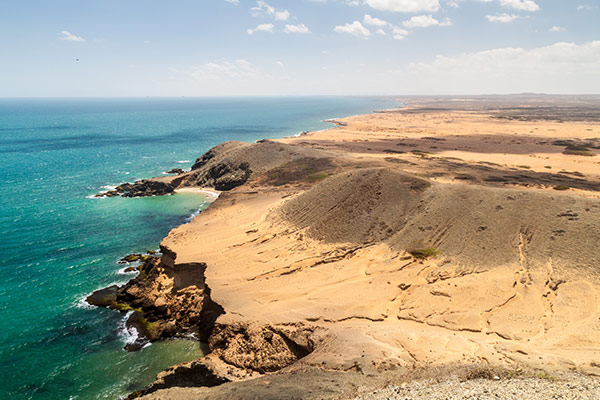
<box><xmin>177</xmin><ymin>160</ymin><xmax>190</xmax><ymax>164</ymax></box>
<box><xmin>117</xmin><ymin>265</ymin><xmax>139</xmax><ymax>275</ymax></box>
<box><xmin>86</xmin><ymin>185</ymin><xmax>118</xmax><ymax>199</ymax></box>
<box><xmin>73</xmin><ymin>295</ymin><xmax>96</xmax><ymax>310</ymax></box>
<box><xmin>117</xmin><ymin>311</ymin><xmax>140</xmax><ymax>346</ymax></box>
<box><xmin>185</xmin><ymin>209</ymin><xmax>203</xmax><ymax>223</ymax></box>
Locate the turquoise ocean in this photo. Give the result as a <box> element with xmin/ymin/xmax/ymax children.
<box><xmin>0</xmin><ymin>97</ymin><xmax>398</xmax><ymax>399</ymax></box>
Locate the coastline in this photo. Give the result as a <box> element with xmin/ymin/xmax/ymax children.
<box><xmin>88</xmin><ymin>95</ymin><xmax>600</xmax><ymax>399</ymax></box>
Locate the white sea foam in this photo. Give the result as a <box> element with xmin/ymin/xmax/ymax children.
<box><xmin>73</xmin><ymin>295</ymin><xmax>96</xmax><ymax>310</ymax></box>
<box><xmin>177</xmin><ymin>160</ymin><xmax>190</xmax><ymax>164</ymax></box>
<box><xmin>117</xmin><ymin>265</ymin><xmax>139</xmax><ymax>275</ymax></box>
<box><xmin>185</xmin><ymin>209</ymin><xmax>203</xmax><ymax>223</ymax></box>
<box><xmin>86</xmin><ymin>184</ymin><xmax>119</xmax><ymax>199</ymax></box>
<box><xmin>118</xmin><ymin>311</ymin><xmax>140</xmax><ymax>346</ymax></box>
<box><xmin>73</xmin><ymin>279</ymin><xmax>124</xmax><ymax>310</ymax></box>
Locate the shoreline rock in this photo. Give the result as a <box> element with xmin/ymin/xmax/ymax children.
<box><xmin>87</xmin><ymin>252</ymin><xmax>224</xmax><ymax>351</ymax></box>
<box><xmin>86</xmin><ymin>285</ymin><xmax>118</xmax><ymax>308</ymax></box>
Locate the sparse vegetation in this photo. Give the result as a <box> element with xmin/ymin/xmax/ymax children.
<box><xmin>407</xmin><ymin>242</ymin><xmax>439</xmax><ymax>259</ymax></box>
<box><xmin>383</xmin><ymin>149</ymin><xmax>405</xmax><ymax>154</ymax></box>
<box><xmin>306</xmin><ymin>172</ymin><xmax>329</xmax><ymax>182</ymax></box>
<box><xmin>553</xmin><ymin>185</ymin><xmax>570</xmax><ymax>191</ymax></box>
<box><xmin>552</xmin><ymin>140</ymin><xmax>573</xmax><ymax>147</ymax></box>
<box><xmin>517</xmin><ymin>165</ymin><xmax>531</xmax><ymax>169</ymax></box>
<box><xmin>563</xmin><ymin>148</ymin><xmax>596</xmax><ymax>156</ymax></box>
<box><xmin>565</xmin><ymin>144</ymin><xmax>591</xmax><ymax>151</ymax></box>
<box><xmin>110</xmin><ymin>302</ymin><xmax>142</xmax><ymax>312</ymax></box>
<box><xmin>411</xmin><ymin>150</ymin><xmax>431</xmax><ymax>157</ymax></box>
<box><xmin>552</xmin><ymin>142</ymin><xmax>597</xmax><ymax>156</ymax></box>
<box><xmin>534</xmin><ymin>372</ymin><xmax>559</xmax><ymax>382</ymax></box>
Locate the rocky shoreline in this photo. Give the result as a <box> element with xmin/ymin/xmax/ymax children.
<box><xmin>87</xmin><ymin>249</ymin><xmax>223</xmax><ymax>350</ymax></box>
<box><xmin>87</xmin><ymin>98</ymin><xmax>600</xmax><ymax>399</ymax></box>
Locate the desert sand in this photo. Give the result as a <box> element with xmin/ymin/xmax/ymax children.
<box><xmin>103</xmin><ymin>96</ymin><xmax>600</xmax><ymax>399</ymax></box>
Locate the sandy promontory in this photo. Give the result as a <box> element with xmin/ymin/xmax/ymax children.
<box><xmin>100</xmin><ymin>95</ymin><xmax>600</xmax><ymax>399</ymax></box>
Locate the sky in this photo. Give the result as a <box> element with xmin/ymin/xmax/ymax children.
<box><xmin>0</xmin><ymin>0</ymin><xmax>598</xmax><ymax>96</ymax></box>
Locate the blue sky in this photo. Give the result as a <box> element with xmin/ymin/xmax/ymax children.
<box><xmin>0</xmin><ymin>0</ymin><xmax>598</xmax><ymax>96</ymax></box>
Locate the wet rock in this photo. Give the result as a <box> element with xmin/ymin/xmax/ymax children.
<box><xmin>124</xmin><ymin>341</ymin><xmax>146</xmax><ymax>352</ymax></box>
<box><xmin>117</xmin><ymin>180</ymin><xmax>175</xmax><ymax>197</ymax></box>
<box><xmin>127</xmin><ymin>311</ymin><xmax>160</xmax><ymax>342</ymax></box>
<box><xmin>124</xmin><ymin>266</ymin><xmax>138</xmax><ymax>273</ymax></box>
<box><xmin>166</xmin><ymin>168</ymin><xmax>184</xmax><ymax>174</ymax></box>
<box><xmin>86</xmin><ymin>285</ymin><xmax>118</xmax><ymax>307</ymax></box>
<box><xmin>121</xmin><ymin>253</ymin><xmax>143</xmax><ymax>263</ymax></box>
<box><xmin>126</xmin><ymin>358</ymin><xmax>230</xmax><ymax>398</ymax></box>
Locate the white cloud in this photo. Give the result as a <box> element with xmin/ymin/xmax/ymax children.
<box><xmin>365</xmin><ymin>0</ymin><xmax>440</xmax><ymax>13</ymax></box>
<box><xmin>363</xmin><ymin>14</ymin><xmax>389</xmax><ymax>27</ymax></box>
<box><xmin>247</xmin><ymin>23</ymin><xmax>274</xmax><ymax>35</ymax></box>
<box><xmin>190</xmin><ymin>59</ymin><xmax>258</xmax><ymax>80</ymax></box>
<box><xmin>276</xmin><ymin>61</ymin><xmax>284</xmax><ymax>67</ymax></box>
<box><xmin>251</xmin><ymin>1</ymin><xmax>290</xmax><ymax>21</ymax></box>
<box><xmin>500</xmin><ymin>0</ymin><xmax>539</xmax><ymax>11</ymax></box>
<box><xmin>549</xmin><ymin>26</ymin><xmax>566</xmax><ymax>32</ymax></box>
<box><xmin>481</xmin><ymin>0</ymin><xmax>540</xmax><ymax>12</ymax></box>
<box><xmin>224</xmin><ymin>0</ymin><xmax>239</xmax><ymax>4</ymax></box>
<box><xmin>485</xmin><ymin>13</ymin><xmax>522</xmax><ymax>23</ymax></box>
<box><xmin>447</xmin><ymin>1</ymin><xmax>460</xmax><ymax>8</ymax></box>
<box><xmin>392</xmin><ymin>26</ymin><xmax>409</xmax><ymax>39</ymax></box>
<box><xmin>402</xmin><ymin>15</ymin><xmax>452</xmax><ymax>28</ymax></box>
<box><xmin>576</xmin><ymin>5</ymin><xmax>593</xmax><ymax>11</ymax></box>
<box><xmin>60</xmin><ymin>30</ymin><xmax>85</xmax><ymax>42</ymax></box>
<box><xmin>275</xmin><ymin>10</ymin><xmax>290</xmax><ymax>21</ymax></box>
<box><xmin>334</xmin><ymin>21</ymin><xmax>371</xmax><ymax>37</ymax></box>
<box><xmin>400</xmin><ymin>41</ymin><xmax>600</xmax><ymax>94</ymax></box>
<box><xmin>284</xmin><ymin>24</ymin><xmax>311</xmax><ymax>33</ymax></box>
<box><xmin>376</xmin><ymin>28</ymin><xmax>387</xmax><ymax>35</ymax></box>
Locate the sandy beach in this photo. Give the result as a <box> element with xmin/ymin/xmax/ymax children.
<box><xmin>95</xmin><ymin>95</ymin><xmax>600</xmax><ymax>399</ymax></box>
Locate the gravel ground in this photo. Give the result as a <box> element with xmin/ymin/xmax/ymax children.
<box><xmin>354</xmin><ymin>373</ymin><xmax>600</xmax><ymax>400</ymax></box>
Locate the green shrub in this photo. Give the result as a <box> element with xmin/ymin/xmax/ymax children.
<box><xmin>408</xmin><ymin>245</ymin><xmax>439</xmax><ymax>259</ymax></box>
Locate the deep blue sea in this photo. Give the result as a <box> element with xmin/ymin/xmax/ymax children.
<box><xmin>0</xmin><ymin>97</ymin><xmax>398</xmax><ymax>399</ymax></box>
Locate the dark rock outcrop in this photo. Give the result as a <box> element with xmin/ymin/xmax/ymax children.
<box><xmin>191</xmin><ymin>147</ymin><xmax>219</xmax><ymax>170</ymax></box>
<box><xmin>166</xmin><ymin>168</ymin><xmax>185</xmax><ymax>174</ymax></box>
<box><xmin>127</xmin><ymin>322</ymin><xmax>316</xmax><ymax>398</ymax></box>
<box><xmin>116</xmin><ymin>180</ymin><xmax>175</xmax><ymax>197</ymax></box>
<box><xmin>89</xmin><ymin>250</ymin><xmax>224</xmax><ymax>351</ymax></box>
<box><xmin>96</xmin><ymin>180</ymin><xmax>175</xmax><ymax>198</ymax></box>
<box><xmin>127</xmin><ymin>358</ymin><xmax>230</xmax><ymax>399</ymax></box>
<box><xmin>209</xmin><ymin>162</ymin><xmax>251</xmax><ymax>191</ymax></box>
<box><xmin>86</xmin><ymin>285</ymin><xmax>118</xmax><ymax>307</ymax></box>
